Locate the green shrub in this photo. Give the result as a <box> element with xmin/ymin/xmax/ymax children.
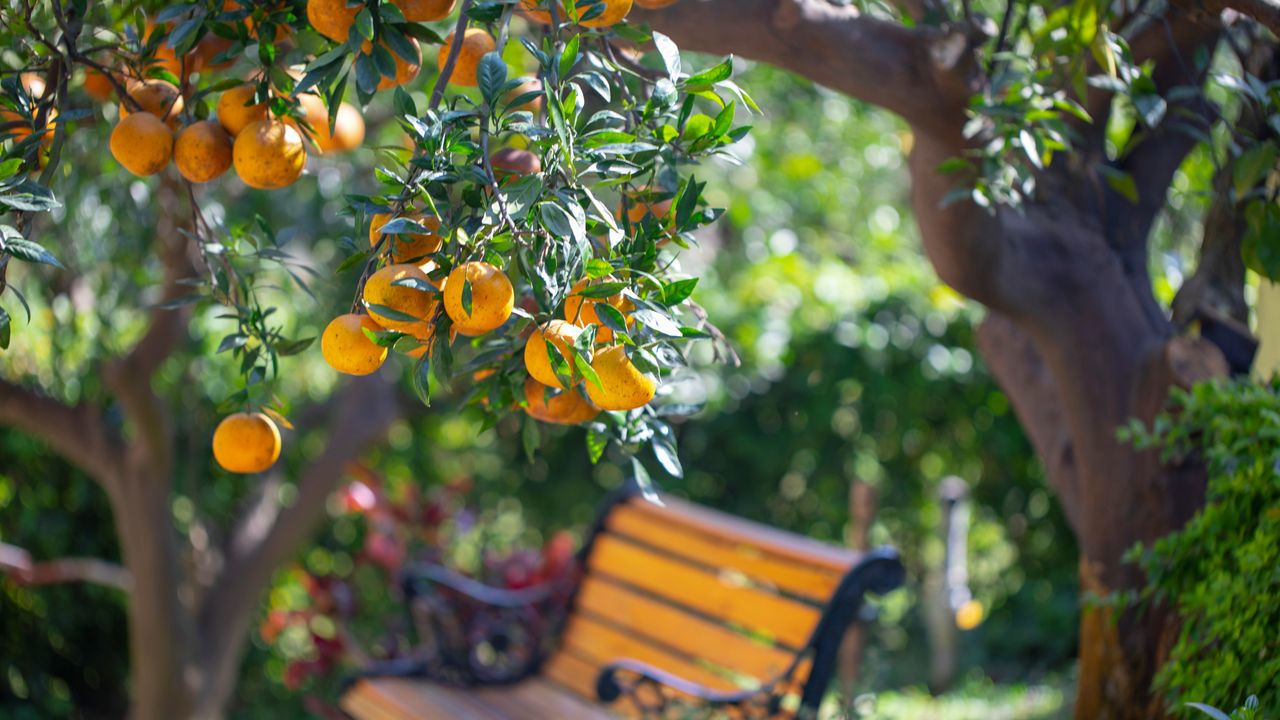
<box><xmin>1125</xmin><ymin>379</ymin><xmax>1280</xmax><ymax>716</ymax></box>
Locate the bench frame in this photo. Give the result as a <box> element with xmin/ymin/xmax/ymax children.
<box><xmin>348</xmin><ymin>486</ymin><xmax>905</xmax><ymax>718</ymax></box>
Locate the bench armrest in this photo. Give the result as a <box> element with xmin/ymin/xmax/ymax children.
<box><xmin>391</xmin><ymin>561</ymin><xmax>576</xmax><ymax>687</ymax></box>
<box><xmin>596</xmin><ymin>658</ymin><xmax>805</xmax><ymax>716</ymax></box>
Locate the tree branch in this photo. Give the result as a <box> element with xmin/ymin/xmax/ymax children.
<box><xmin>0</xmin><ymin>542</ymin><xmax>132</xmax><ymax>593</ymax></box>
<box><xmin>976</xmin><ymin>313</ymin><xmax>1082</xmax><ymax>534</ymax></box>
<box><xmin>634</xmin><ymin>0</ymin><xmax>980</xmax><ymax>137</ymax></box>
<box><xmin>192</xmin><ymin>374</ymin><xmax>402</xmax><ymax>718</ymax></box>
<box><xmin>1173</xmin><ymin>0</ymin><xmax>1280</xmax><ymax>35</ymax></box>
<box><xmin>0</xmin><ymin>376</ymin><xmax>122</xmax><ymax>489</ymax></box>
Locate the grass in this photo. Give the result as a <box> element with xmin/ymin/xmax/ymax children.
<box><xmin>821</xmin><ymin>676</ymin><xmax>1073</xmax><ymax>720</ymax></box>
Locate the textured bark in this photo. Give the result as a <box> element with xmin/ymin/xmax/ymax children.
<box><xmin>636</xmin><ymin>1</ymin><xmax>1239</xmax><ymax>716</ymax></box>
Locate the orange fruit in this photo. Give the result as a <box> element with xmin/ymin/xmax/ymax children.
<box><xmin>217</xmin><ymin>84</ymin><xmax>268</xmax><ymax>136</ymax></box>
<box><xmin>584</xmin><ymin>344</ymin><xmax>655</xmax><ymax>411</ymax></box>
<box><xmin>174</xmin><ymin>120</ymin><xmax>233</xmax><ymax>183</ymax></box>
<box><xmin>321</xmin><ymin>313</ymin><xmax>389</xmax><ymax>375</ymax></box>
<box><xmin>563</xmin><ymin>277</ymin><xmax>631</xmax><ymax>343</ymax></box>
<box><xmin>362</xmin><ymin>39</ymin><xmax>421</xmax><ymax>90</ymax></box>
<box><xmin>523</xmin><ymin>378</ymin><xmax>599</xmax><ymax>425</ymax></box>
<box><xmin>363</xmin><ymin>263</ymin><xmax>438</xmax><ymax>334</ymax></box>
<box><xmin>520</xmin><ymin>0</ymin><xmax>632</xmax><ymax>26</ymax></box>
<box><xmin>306</xmin><ymin>0</ymin><xmax>360</xmax><ymax>42</ymax></box>
<box><xmin>1</xmin><ymin>107</ymin><xmax>57</xmax><ymax>145</ymax></box>
<box><xmin>120</xmin><ymin>79</ymin><xmax>184</xmax><ymax>128</ymax></box>
<box><xmin>193</xmin><ymin>33</ymin><xmax>235</xmax><ymax>70</ymax></box>
<box><xmin>295</xmin><ymin>94</ymin><xmax>365</xmax><ymax>153</ymax></box>
<box><xmin>443</xmin><ymin>261</ymin><xmax>514</xmax><ymax>336</ymax></box>
<box><xmin>369</xmin><ymin>212</ymin><xmax>443</xmax><ymax>262</ymax></box>
<box><xmin>83</xmin><ymin>68</ymin><xmax>116</xmax><ymax>102</ymax></box>
<box><xmin>392</xmin><ymin>0</ymin><xmax>456</xmax><ymax>22</ymax></box>
<box><xmin>489</xmin><ymin>148</ymin><xmax>541</xmax><ymax>177</ymax></box>
<box><xmin>634</xmin><ymin>0</ymin><xmax>678</xmax><ymax>6</ymax></box>
<box><xmin>233</xmin><ymin>119</ymin><xmax>306</xmax><ymax>189</ymax></box>
<box><xmin>110</xmin><ymin>112</ymin><xmax>174</xmax><ymax>176</ymax></box>
<box><xmin>437</xmin><ymin>29</ymin><xmax>495</xmax><ymax>87</ymax></box>
<box><xmin>524</xmin><ymin>319</ymin><xmax>581</xmax><ymax>389</ymax></box>
<box><xmin>212</xmin><ymin>412</ymin><xmax>281</xmax><ymax>473</ymax></box>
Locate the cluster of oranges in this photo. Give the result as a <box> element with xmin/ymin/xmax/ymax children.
<box><xmin>194</xmin><ymin>0</ymin><xmax>687</xmax><ymax>473</ymax></box>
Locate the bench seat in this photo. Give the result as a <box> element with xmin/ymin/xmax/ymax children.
<box><xmin>341</xmin><ymin>490</ymin><xmax>904</xmax><ymax>718</ymax></box>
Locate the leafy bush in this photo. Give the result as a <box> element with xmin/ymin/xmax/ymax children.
<box><xmin>1126</xmin><ymin>380</ymin><xmax>1280</xmax><ymax>716</ymax></box>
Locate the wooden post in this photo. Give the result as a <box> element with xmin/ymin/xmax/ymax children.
<box><xmin>923</xmin><ymin>476</ymin><xmax>970</xmax><ymax>694</ymax></box>
<box><xmin>838</xmin><ymin>480</ymin><xmax>877</xmax><ymax>699</ymax></box>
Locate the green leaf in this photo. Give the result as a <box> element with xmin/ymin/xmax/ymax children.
<box><xmin>367</xmin><ymin>303</ymin><xmax>422</xmax><ymax>322</ymax></box>
<box><xmin>1184</xmin><ymin>704</ymin><xmax>1232</xmax><ymax>720</ymax></box>
<box><xmin>651</xmin><ymin>31</ymin><xmax>681</xmax><ymax>82</ymax></box>
<box><xmin>461</xmin><ymin>276</ymin><xmax>473</xmax><ymax>317</ymax></box>
<box><xmin>3</xmin><ymin>237</ymin><xmax>62</xmax><ymax>268</ymax></box>
<box><xmin>0</xmin><ymin>180</ymin><xmax>60</xmax><ymax>211</ymax></box>
<box><xmin>574</xmin><ymin>281</ymin><xmax>627</xmax><ymax>298</ymax></box>
<box><xmin>412</xmin><ymin>354</ymin><xmax>431</xmax><ymax>406</ymax></box>
<box><xmin>477</xmin><ymin>52</ymin><xmax>508</xmax><ymax>107</ymax></box>
<box><xmin>1233</xmin><ymin>141</ymin><xmax>1277</xmax><ymax>199</ymax></box>
<box><xmin>354</xmin><ymin>53</ymin><xmax>380</xmax><ymax>95</ymax></box>
<box><xmin>559</xmin><ymin>34</ymin><xmax>580</xmax><ymax>80</ymax></box>
<box><xmin>685</xmin><ymin>57</ymin><xmax>732</xmax><ymax>88</ymax></box>
<box><xmin>629</xmin><ymin>457</ymin><xmax>662</xmax><ymax>504</ymax></box>
<box><xmin>354</xmin><ymin>7</ymin><xmax>375</xmax><ymax>40</ymax></box>
<box><xmin>1241</xmin><ymin>200</ymin><xmax>1280</xmax><ymax>280</ymax></box>
<box><xmin>522</xmin><ymin>415</ymin><xmax>539</xmax><ymax>461</ymax></box>
<box><xmin>661</xmin><ymin>278</ymin><xmax>698</xmax><ymax>306</ymax></box>
<box><xmin>631</xmin><ymin>308</ymin><xmax>682</xmax><ymax>337</ymax></box>
<box><xmin>273</xmin><ymin>337</ymin><xmax>315</xmax><ymax>356</ymax></box>
<box><xmin>0</xmin><ymin>306</ymin><xmax>10</xmax><ymax>350</ymax></box>
<box><xmin>217</xmin><ymin>333</ymin><xmax>247</xmax><ymax>353</ymax></box>
<box><xmin>1098</xmin><ymin>165</ymin><xmax>1139</xmax><ymax>204</ymax></box>
<box><xmin>586</xmin><ymin>424</ymin><xmax>608</xmax><ymax>464</ymax></box>
<box><xmin>650</xmin><ymin>422</ymin><xmax>683</xmax><ymax>478</ymax></box>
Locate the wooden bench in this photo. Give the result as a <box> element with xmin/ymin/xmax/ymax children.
<box><xmin>340</xmin><ymin>489</ymin><xmax>904</xmax><ymax>718</ymax></box>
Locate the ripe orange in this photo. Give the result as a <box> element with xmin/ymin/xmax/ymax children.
<box><xmin>363</xmin><ymin>263</ymin><xmax>438</xmax><ymax>334</ymax></box>
<box><xmin>523</xmin><ymin>378</ymin><xmax>599</xmax><ymax>425</ymax></box>
<box><xmin>217</xmin><ymin>84</ymin><xmax>268</xmax><ymax>136</ymax></box>
<box><xmin>295</xmin><ymin>94</ymin><xmax>365</xmax><ymax>153</ymax></box>
<box><xmin>584</xmin><ymin>344</ymin><xmax>656</xmax><ymax>411</ymax></box>
<box><xmin>438</xmin><ymin>29</ymin><xmax>495</xmax><ymax>87</ymax></box>
<box><xmin>563</xmin><ymin>277</ymin><xmax>631</xmax><ymax>343</ymax></box>
<box><xmin>321</xmin><ymin>313</ymin><xmax>389</xmax><ymax>375</ymax></box>
<box><xmin>524</xmin><ymin>319</ymin><xmax>581</xmax><ymax>389</ymax></box>
<box><xmin>489</xmin><ymin>148</ymin><xmax>541</xmax><ymax>177</ymax></box>
<box><xmin>306</xmin><ymin>0</ymin><xmax>360</xmax><ymax>42</ymax></box>
<box><xmin>392</xmin><ymin>0</ymin><xmax>456</xmax><ymax>22</ymax></box>
<box><xmin>120</xmin><ymin>79</ymin><xmax>184</xmax><ymax>128</ymax></box>
<box><xmin>83</xmin><ymin>69</ymin><xmax>116</xmax><ymax>102</ymax></box>
<box><xmin>369</xmin><ymin>212</ymin><xmax>443</xmax><ymax>262</ymax></box>
<box><xmin>110</xmin><ymin>112</ymin><xmax>174</xmax><ymax>176</ymax></box>
<box><xmin>521</xmin><ymin>0</ymin><xmax>632</xmax><ymax>26</ymax></box>
<box><xmin>443</xmin><ymin>262</ymin><xmax>514</xmax><ymax>336</ymax></box>
<box><xmin>212</xmin><ymin>412</ymin><xmax>282</xmax><ymax>473</ymax></box>
<box><xmin>174</xmin><ymin>120</ymin><xmax>233</xmax><ymax>183</ymax></box>
<box><xmin>0</xmin><ymin>107</ymin><xmax>57</xmax><ymax>145</ymax></box>
<box><xmin>232</xmin><ymin>119</ymin><xmax>306</xmax><ymax>189</ymax></box>
<box><xmin>193</xmin><ymin>33</ymin><xmax>235</xmax><ymax>71</ymax></box>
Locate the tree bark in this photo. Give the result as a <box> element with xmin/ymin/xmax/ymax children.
<box><xmin>636</xmin><ymin>2</ymin><xmax>1236</xmax><ymax>716</ymax></box>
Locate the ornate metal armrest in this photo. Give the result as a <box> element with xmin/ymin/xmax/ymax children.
<box><xmin>392</xmin><ymin>562</ymin><xmax>575</xmax><ymax>687</ymax></box>
<box><xmin>596</xmin><ymin>657</ymin><xmax>806</xmax><ymax>718</ymax></box>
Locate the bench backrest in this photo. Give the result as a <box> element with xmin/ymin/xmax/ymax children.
<box><xmin>542</xmin><ymin>494</ymin><xmax>862</xmax><ymax>709</ymax></box>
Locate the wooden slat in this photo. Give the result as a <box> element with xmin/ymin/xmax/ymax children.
<box><xmin>628</xmin><ymin>496</ymin><xmax>860</xmax><ymax>574</ymax></box>
<box><xmin>561</xmin><ymin>614</ymin><xmax>740</xmax><ymax>692</ymax></box>
<box><xmin>607</xmin><ymin>503</ymin><xmax>846</xmax><ymax>601</ymax></box>
<box><xmin>544</xmin><ymin>649</ymin><xmax>612</xmax><ymax>703</ymax></box>
<box><xmin>341</xmin><ymin>676</ymin><xmax>616</xmax><ymax>720</ymax></box>
<box><xmin>587</xmin><ymin>534</ymin><xmax>822</xmax><ymax>648</ymax></box>
<box><xmin>576</xmin><ymin>576</ymin><xmax>797</xmax><ymax>681</ymax></box>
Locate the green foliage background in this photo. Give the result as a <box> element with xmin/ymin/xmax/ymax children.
<box><xmin>1126</xmin><ymin>380</ymin><xmax>1280</xmax><ymax>717</ymax></box>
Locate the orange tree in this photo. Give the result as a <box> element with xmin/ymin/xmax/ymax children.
<box><xmin>0</xmin><ymin>0</ymin><xmax>747</xmax><ymax>716</ymax></box>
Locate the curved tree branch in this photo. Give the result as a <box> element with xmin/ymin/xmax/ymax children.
<box><xmin>635</xmin><ymin>0</ymin><xmax>980</xmax><ymax>137</ymax></box>
<box><xmin>0</xmin><ymin>376</ymin><xmax>122</xmax><ymax>490</ymax></box>
<box><xmin>0</xmin><ymin>542</ymin><xmax>132</xmax><ymax>593</ymax></box>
